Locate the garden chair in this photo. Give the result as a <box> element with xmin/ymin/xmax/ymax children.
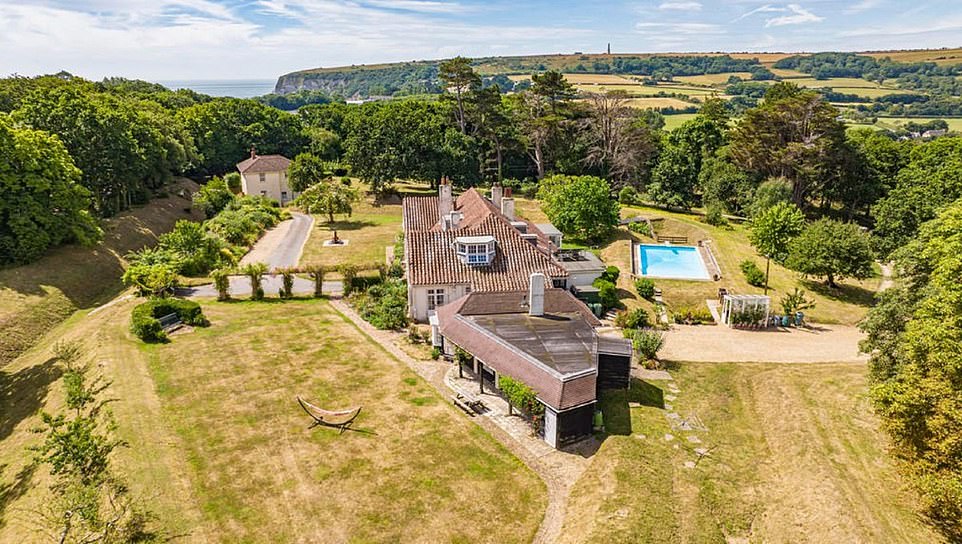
<box><xmin>296</xmin><ymin>396</ymin><xmax>362</xmax><ymax>434</ymax></box>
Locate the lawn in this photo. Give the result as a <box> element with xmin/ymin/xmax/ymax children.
<box><xmin>0</xmin><ymin>296</ymin><xmax>548</xmax><ymax>542</ymax></box>
<box><xmin>298</xmin><ymin>181</ymin><xmax>429</xmax><ymax>274</ymax></box>
<box><xmin>560</xmin><ymin>362</ymin><xmax>942</xmax><ymax>543</ymax></box>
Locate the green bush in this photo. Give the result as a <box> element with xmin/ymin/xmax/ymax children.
<box><xmin>131</xmin><ymin>298</ymin><xmax>208</xmax><ymax>343</ymax></box>
<box><xmin>740</xmin><ymin>260</ymin><xmax>766</xmax><ymax>287</ymax></box>
<box><xmin>634</xmin><ymin>278</ymin><xmax>656</xmax><ymax>300</ymax></box>
<box><xmin>627</xmin><ymin>221</ymin><xmax>651</xmax><ymax>237</ymax></box>
<box><xmin>352</xmin><ymin>278</ymin><xmax>409</xmax><ymax>330</ymax></box>
<box><xmin>594</xmin><ymin>280</ymin><xmax>619</xmax><ymax>311</ymax></box>
<box><xmin>498</xmin><ymin>375</ymin><xmax>543</xmax><ymax>415</ymax></box>
<box><xmin>632</xmin><ymin>329</ymin><xmax>665</xmax><ymax>360</ymax></box>
<box><xmin>703</xmin><ymin>203</ymin><xmax>729</xmax><ymax>227</ymax></box>
<box><xmin>122</xmin><ymin>262</ymin><xmax>179</xmax><ymax>297</ymax></box>
<box><xmin>618</xmin><ymin>186</ymin><xmax>638</xmax><ymax>205</ymax></box>
<box><xmin>600</xmin><ymin>265</ymin><xmax>621</xmax><ymax>284</ymax></box>
<box><xmin>614</xmin><ymin>308</ymin><xmax>650</xmax><ymax>330</ymax></box>
<box><xmin>672</xmin><ymin>305</ymin><xmax>715</xmax><ymax>325</ymax></box>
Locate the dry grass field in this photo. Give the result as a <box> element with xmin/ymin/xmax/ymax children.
<box><xmin>663</xmin><ymin>113</ymin><xmax>699</xmax><ymax>130</ymax></box>
<box><xmin>559</xmin><ymin>362</ymin><xmax>942</xmax><ymax>543</ymax></box>
<box><xmin>0</xmin><ymin>297</ymin><xmax>548</xmax><ymax>543</ymax></box>
<box><xmin>865</xmin><ymin>47</ymin><xmax>962</xmax><ymax>66</ymax></box>
<box><xmin>624</xmin><ymin>97</ymin><xmax>697</xmax><ymax>110</ymax></box>
<box><xmin>562</xmin><ymin>73</ymin><xmax>635</xmax><ymax>84</ymax></box>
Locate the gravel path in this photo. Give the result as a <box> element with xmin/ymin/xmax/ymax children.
<box><xmin>177</xmin><ymin>276</ymin><xmax>342</xmax><ymax>298</ymax></box>
<box><xmin>657</xmin><ymin>323</ymin><xmax>868</xmax><ymax>363</ymax></box>
<box><xmin>239</xmin><ymin>212</ymin><xmax>313</xmax><ymax>271</ymax></box>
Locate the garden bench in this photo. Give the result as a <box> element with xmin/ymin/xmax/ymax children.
<box><xmin>158</xmin><ymin>312</ymin><xmax>183</xmax><ymax>333</ymax></box>
<box><xmin>451</xmin><ymin>394</ymin><xmax>476</xmax><ymax>416</ymax></box>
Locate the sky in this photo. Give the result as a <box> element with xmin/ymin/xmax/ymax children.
<box><xmin>1</xmin><ymin>0</ymin><xmax>961</xmax><ymax>81</ymax></box>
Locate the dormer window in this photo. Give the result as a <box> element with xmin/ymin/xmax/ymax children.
<box><xmin>454</xmin><ymin>235</ymin><xmax>496</xmax><ymax>266</ymax></box>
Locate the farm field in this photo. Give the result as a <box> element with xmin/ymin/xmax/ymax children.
<box><xmin>865</xmin><ymin>47</ymin><xmax>962</xmax><ymax>65</ymax></box>
<box><xmin>570</xmin><ymin>83</ymin><xmax>718</xmax><ymax>97</ymax></box>
<box><xmin>624</xmin><ymin>97</ymin><xmax>696</xmax><ymax>110</ymax></box>
<box><xmin>674</xmin><ymin>72</ymin><xmax>754</xmax><ymax>85</ymax></box>
<box><xmin>0</xmin><ymin>297</ymin><xmax>548</xmax><ymax>542</ymax></box>
<box><xmin>662</xmin><ymin>113</ymin><xmax>698</xmax><ymax>130</ymax></box>
<box><xmin>560</xmin><ymin>363</ymin><xmax>942</xmax><ymax>543</ymax></box>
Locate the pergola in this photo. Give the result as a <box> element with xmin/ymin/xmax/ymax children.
<box><xmin>721</xmin><ymin>294</ymin><xmax>771</xmax><ymax>327</ymax></box>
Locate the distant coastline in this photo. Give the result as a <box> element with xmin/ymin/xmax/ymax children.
<box><xmin>154</xmin><ymin>79</ymin><xmax>276</xmax><ymax>98</ymax></box>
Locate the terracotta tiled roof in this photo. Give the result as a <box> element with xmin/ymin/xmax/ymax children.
<box><xmin>403</xmin><ymin>189</ymin><xmax>567</xmax><ymax>289</ymax></box>
<box><xmin>236</xmin><ymin>154</ymin><xmax>291</xmax><ymax>174</ymax></box>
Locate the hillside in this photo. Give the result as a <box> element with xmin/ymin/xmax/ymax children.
<box><xmin>274</xmin><ymin>48</ymin><xmax>962</xmax><ymax>98</ymax></box>
<box><xmin>0</xmin><ymin>178</ymin><xmax>202</xmax><ymax>366</ymax></box>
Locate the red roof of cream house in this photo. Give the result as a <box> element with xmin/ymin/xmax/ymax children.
<box><xmin>437</xmin><ymin>289</ymin><xmax>609</xmax><ymax>411</ymax></box>
<box><xmin>402</xmin><ymin>188</ymin><xmax>567</xmax><ymax>290</ymax></box>
<box><xmin>236</xmin><ymin>153</ymin><xmax>291</xmax><ymax>174</ymax></box>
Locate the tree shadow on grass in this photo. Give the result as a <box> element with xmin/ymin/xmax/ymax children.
<box><xmin>314</xmin><ymin>220</ymin><xmax>378</xmax><ymax>232</ymax></box>
<box><xmin>801</xmin><ymin>279</ymin><xmax>877</xmax><ymax>308</ymax></box>
<box><xmin>0</xmin><ymin>462</ymin><xmax>38</xmax><ymax>524</ymax></box>
<box><xmin>0</xmin><ymin>358</ymin><xmax>62</xmax><ymax>443</ymax></box>
<box><xmin>598</xmin><ymin>378</ymin><xmax>665</xmax><ymax>436</ymax></box>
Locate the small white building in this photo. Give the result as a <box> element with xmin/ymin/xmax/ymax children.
<box><xmin>236</xmin><ymin>150</ymin><xmax>295</xmax><ymax>205</ymax></box>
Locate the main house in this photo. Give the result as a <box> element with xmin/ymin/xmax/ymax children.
<box><xmin>236</xmin><ymin>150</ymin><xmax>296</xmax><ymax>205</ymax></box>
<box><xmin>402</xmin><ymin>179</ymin><xmax>605</xmax><ymax>322</ymax></box>
<box><xmin>437</xmin><ymin>274</ymin><xmax>632</xmax><ymax>448</ymax></box>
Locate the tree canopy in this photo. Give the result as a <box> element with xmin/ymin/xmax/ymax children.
<box><xmin>786</xmin><ymin>218</ymin><xmax>874</xmax><ymax>287</ymax></box>
<box><xmin>538</xmin><ymin>174</ymin><xmax>620</xmax><ymax>242</ymax></box>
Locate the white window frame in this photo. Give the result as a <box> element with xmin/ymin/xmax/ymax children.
<box><xmin>427</xmin><ymin>288</ymin><xmax>446</xmax><ymax>310</ymax></box>
<box><xmin>259</xmin><ymin>172</ymin><xmax>266</xmax><ymax>182</ymax></box>
<box><xmin>456</xmin><ymin>241</ymin><xmax>495</xmax><ymax>265</ymax></box>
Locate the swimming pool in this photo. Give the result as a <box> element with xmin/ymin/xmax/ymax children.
<box><xmin>638</xmin><ymin>244</ymin><xmax>711</xmax><ymax>280</ymax></box>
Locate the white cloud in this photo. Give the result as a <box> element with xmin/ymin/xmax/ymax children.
<box><xmin>839</xmin><ymin>14</ymin><xmax>962</xmax><ymax>37</ymax></box>
<box><xmin>635</xmin><ymin>21</ymin><xmax>723</xmax><ymax>34</ymax></box>
<box><xmin>365</xmin><ymin>0</ymin><xmax>471</xmax><ymax>13</ymax></box>
<box><xmin>732</xmin><ymin>4</ymin><xmax>784</xmax><ymax>22</ymax></box>
<box><xmin>844</xmin><ymin>0</ymin><xmax>881</xmax><ymax>15</ymax></box>
<box><xmin>765</xmin><ymin>4</ymin><xmax>822</xmax><ymax>27</ymax></box>
<box><xmin>658</xmin><ymin>1</ymin><xmax>702</xmax><ymax>11</ymax></box>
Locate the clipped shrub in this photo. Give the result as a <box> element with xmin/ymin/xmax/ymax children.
<box><xmin>123</xmin><ymin>262</ymin><xmax>179</xmax><ymax>297</ymax></box>
<box><xmin>279</xmin><ymin>268</ymin><xmax>295</xmax><ymax>299</ymax></box>
<box><xmin>211</xmin><ymin>268</ymin><xmax>231</xmax><ymax>301</ymax></box>
<box><xmin>340</xmin><ymin>264</ymin><xmax>358</xmax><ymax>296</ymax></box>
<box><xmin>304</xmin><ymin>264</ymin><xmax>325</xmax><ymax>297</ymax></box>
<box><xmin>600</xmin><ymin>265</ymin><xmax>621</xmax><ymax>284</ymax></box>
<box><xmin>131</xmin><ymin>298</ymin><xmax>208</xmax><ymax>343</ymax></box>
<box><xmin>634</xmin><ymin>278</ymin><xmax>656</xmax><ymax>300</ymax></box>
<box><xmin>632</xmin><ymin>329</ymin><xmax>665</xmax><ymax>361</ymax></box>
<box><xmin>241</xmin><ymin>262</ymin><xmax>268</xmax><ymax>301</ymax></box>
<box><xmin>618</xmin><ymin>186</ymin><xmax>638</xmax><ymax>205</ymax></box>
<box><xmin>740</xmin><ymin>259</ymin><xmax>766</xmax><ymax>288</ymax></box>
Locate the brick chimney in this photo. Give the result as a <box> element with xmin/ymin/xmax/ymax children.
<box><xmin>250</xmin><ymin>146</ymin><xmax>256</xmax><ymax>159</ymax></box>
<box><xmin>439</xmin><ymin>177</ymin><xmax>453</xmax><ymax>221</ymax></box>
<box><xmin>528</xmin><ymin>272</ymin><xmax>545</xmax><ymax>317</ymax></box>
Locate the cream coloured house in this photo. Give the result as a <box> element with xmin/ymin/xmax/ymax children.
<box><xmin>236</xmin><ymin>151</ymin><xmax>295</xmax><ymax>205</ymax></box>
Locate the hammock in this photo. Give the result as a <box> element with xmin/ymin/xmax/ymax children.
<box><xmin>297</xmin><ymin>396</ymin><xmax>361</xmax><ymax>433</ymax></box>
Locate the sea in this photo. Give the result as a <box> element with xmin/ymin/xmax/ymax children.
<box><xmin>154</xmin><ymin>79</ymin><xmax>277</xmax><ymax>98</ymax></box>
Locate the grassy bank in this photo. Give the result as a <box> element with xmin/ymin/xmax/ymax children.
<box><xmin>0</xmin><ymin>178</ymin><xmax>203</xmax><ymax>366</ymax></box>
<box><xmin>561</xmin><ymin>362</ymin><xmax>941</xmax><ymax>543</ymax></box>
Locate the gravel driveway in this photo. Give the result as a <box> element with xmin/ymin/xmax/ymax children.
<box><xmin>239</xmin><ymin>211</ymin><xmax>313</xmax><ymax>270</ymax></box>
<box><xmin>657</xmin><ymin>323</ymin><xmax>868</xmax><ymax>363</ymax></box>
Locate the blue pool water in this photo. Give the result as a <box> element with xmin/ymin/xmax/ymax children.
<box><xmin>638</xmin><ymin>244</ymin><xmax>711</xmax><ymax>280</ymax></box>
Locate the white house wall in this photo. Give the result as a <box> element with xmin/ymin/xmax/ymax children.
<box><xmin>410</xmin><ymin>284</ymin><xmax>472</xmax><ymax>322</ymax></box>
<box><xmin>241</xmin><ymin>171</ymin><xmax>296</xmax><ymax>204</ymax></box>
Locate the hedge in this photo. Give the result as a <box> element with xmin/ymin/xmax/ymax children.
<box><xmin>131</xmin><ymin>298</ymin><xmax>208</xmax><ymax>343</ymax></box>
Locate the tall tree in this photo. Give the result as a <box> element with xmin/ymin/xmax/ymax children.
<box><xmin>728</xmin><ymin>88</ymin><xmax>851</xmax><ymax>210</ymax></box>
<box><xmin>295</xmin><ymin>179</ymin><xmax>360</xmax><ymax>223</ymax></box>
<box><xmin>438</xmin><ymin>56</ymin><xmax>481</xmax><ymax>134</ymax></box>
<box><xmin>786</xmin><ymin>218</ymin><xmax>874</xmax><ymax>288</ymax></box>
<box><xmin>531</xmin><ymin>70</ymin><xmax>576</xmax><ymax>113</ymax></box>
<box><xmin>648</xmin><ymin>113</ymin><xmax>727</xmax><ymax>209</ymax></box>
<box><xmin>538</xmin><ymin>174</ymin><xmax>620</xmax><ymax>242</ymax></box>
<box><xmin>581</xmin><ymin>91</ymin><xmax>659</xmax><ymax>185</ymax></box>
<box><xmin>0</xmin><ymin>114</ymin><xmax>100</xmax><ymax>264</ymax></box>
<box><xmin>288</xmin><ymin>152</ymin><xmax>329</xmax><ymax>192</ymax></box>
<box><xmin>748</xmin><ymin>201</ymin><xmax>805</xmax><ymax>293</ymax></box>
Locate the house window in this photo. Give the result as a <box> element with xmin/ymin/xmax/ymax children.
<box><xmin>455</xmin><ymin>239</ymin><xmax>495</xmax><ymax>266</ymax></box>
<box><xmin>281</xmin><ymin>191</ymin><xmax>288</xmax><ymax>202</ymax></box>
<box><xmin>427</xmin><ymin>288</ymin><xmax>446</xmax><ymax>310</ymax></box>
<box><xmin>259</xmin><ymin>173</ymin><xmax>266</xmax><ymax>182</ymax></box>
